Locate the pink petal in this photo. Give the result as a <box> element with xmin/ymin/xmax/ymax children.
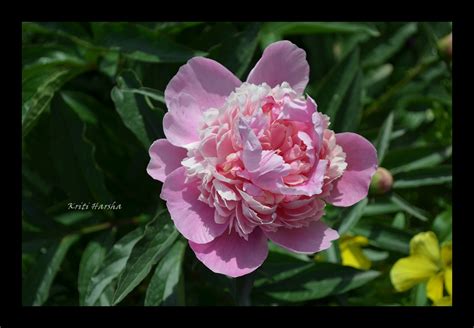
<box><xmin>325</xmin><ymin>132</ymin><xmax>378</xmax><ymax>207</ymax></box>
<box><xmin>277</xmin><ymin>97</ymin><xmax>316</xmax><ymax>123</ymax></box>
<box><xmin>189</xmin><ymin>228</ymin><xmax>269</xmax><ymax>277</ymax></box>
<box><xmin>164</xmin><ymin>57</ymin><xmax>241</xmax><ymax>147</ymax></box>
<box><xmin>264</xmin><ymin>220</ymin><xmax>339</xmax><ymax>254</ymax></box>
<box><xmin>238</xmin><ymin>118</ymin><xmax>291</xmax><ymax>191</ymax></box>
<box><xmin>161</xmin><ymin>167</ymin><xmax>228</xmax><ymax>244</ymax></box>
<box><xmin>146</xmin><ymin>139</ymin><xmax>187</xmax><ymax>182</ymax></box>
<box><xmin>247</xmin><ymin>41</ymin><xmax>309</xmax><ymax>94</ymax></box>
<box><xmin>238</xmin><ymin>117</ymin><xmax>262</xmax><ymax>173</ymax></box>
<box><xmin>278</xmin><ymin>159</ymin><xmax>327</xmax><ymax>197</ymax></box>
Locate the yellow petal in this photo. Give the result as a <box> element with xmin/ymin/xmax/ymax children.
<box><xmin>441</xmin><ymin>242</ymin><xmax>452</xmax><ymax>268</ymax></box>
<box><xmin>427</xmin><ymin>272</ymin><xmax>444</xmax><ymax>302</ymax></box>
<box><xmin>351</xmin><ymin>235</ymin><xmax>370</xmax><ymax>247</ymax></box>
<box><xmin>341</xmin><ymin>244</ymin><xmax>371</xmax><ymax>270</ymax></box>
<box><xmin>410</xmin><ymin>232</ymin><xmax>441</xmax><ymax>265</ymax></box>
<box><xmin>444</xmin><ymin>266</ymin><xmax>452</xmax><ymax>296</ymax></box>
<box><xmin>390</xmin><ymin>255</ymin><xmax>439</xmax><ymax>292</ymax></box>
<box><xmin>340</xmin><ymin>235</ymin><xmax>369</xmax><ymax>248</ymax></box>
<box><xmin>433</xmin><ymin>296</ymin><xmax>452</xmax><ymax>306</ymax></box>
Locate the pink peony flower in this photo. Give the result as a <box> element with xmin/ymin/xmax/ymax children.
<box><xmin>147</xmin><ymin>41</ymin><xmax>378</xmax><ymax>277</ymax></box>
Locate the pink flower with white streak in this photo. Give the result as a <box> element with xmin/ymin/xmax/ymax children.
<box><xmin>147</xmin><ymin>41</ymin><xmax>378</xmax><ymax>277</ymax></box>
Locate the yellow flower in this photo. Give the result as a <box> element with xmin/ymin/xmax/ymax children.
<box><xmin>390</xmin><ymin>232</ymin><xmax>452</xmax><ymax>306</ymax></box>
<box><xmin>340</xmin><ymin>235</ymin><xmax>371</xmax><ymax>270</ymax></box>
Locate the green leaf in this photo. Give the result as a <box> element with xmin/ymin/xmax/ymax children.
<box><xmin>259</xmin><ymin>31</ymin><xmax>281</xmax><ymax>49</ymax></box>
<box><xmin>96</xmin><ymin>284</ymin><xmax>115</xmax><ymax>306</ymax></box>
<box><xmin>267</xmin><ymin>241</ymin><xmax>310</xmax><ymax>262</ymax></box>
<box><xmin>22</xmin><ymin>61</ymin><xmax>87</xmax><ymax>137</ymax></box>
<box><xmin>155</xmin><ymin>22</ymin><xmax>204</xmax><ymax>34</ymax></box>
<box><xmin>78</xmin><ymin>231</ymin><xmax>114</xmax><ymax>306</ymax></box>
<box><xmin>363</xmin><ymin>202</ymin><xmax>401</xmax><ymax>216</ymax></box>
<box><xmin>254</xmin><ymin>252</ymin><xmax>318</xmax><ymax>288</ymax></box>
<box><xmin>389</xmin><ymin>193</ymin><xmax>430</xmax><ymax>222</ymax></box>
<box><xmin>54</xmin><ymin>211</ymin><xmax>95</xmax><ymax>226</ymax></box>
<box><xmin>362</xmin><ymin>248</ymin><xmax>389</xmax><ymax>262</ymax></box>
<box><xmin>375</xmin><ymin>111</ymin><xmax>394</xmax><ymax>164</ymax></box>
<box><xmin>22</xmin><ymin>234</ymin><xmax>80</xmax><ymax>305</ymax></box>
<box><xmin>111</xmin><ymin>70</ymin><xmax>164</xmax><ymax>149</ymax></box>
<box><xmin>364</xmin><ymin>64</ymin><xmax>394</xmax><ymax>88</ymax></box>
<box><xmin>84</xmin><ymin>226</ymin><xmax>145</xmax><ymax>306</ymax></box>
<box><xmin>413</xmin><ymin>282</ymin><xmax>428</xmax><ymax>306</ymax></box>
<box><xmin>124</xmin><ymin>87</ymin><xmax>166</xmax><ymax>106</ymax></box>
<box><xmin>24</xmin><ymin>22</ymin><xmax>92</xmax><ymax>41</ymax></box>
<box><xmin>363</xmin><ymin>23</ymin><xmax>418</xmax><ymax>68</ymax></box>
<box><xmin>352</xmin><ymin>222</ymin><xmax>412</xmax><ymax>254</ymax></box>
<box><xmin>22</xmin><ymin>23</ymin><xmax>97</xmax><ymax>53</ymax></box>
<box><xmin>91</xmin><ymin>22</ymin><xmax>206</xmax><ymax>63</ymax></box>
<box><xmin>255</xmin><ymin>262</ymin><xmax>380</xmax><ymax>303</ymax></box>
<box><xmin>334</xmin><ymin>69</ymin><xmax>364</xmax><ymax>132</ymax></box>
<box><xmin>391</xmin><ymin>212</ymin><xmax>407</xmax><ymax>229</ymax></box>
<box><xmin>49</xmin><ymin>95</ymin><xmax>112</xmax><ymax>204</ymax></box>
<box><xmin>325</xmin><ymin>241</ymin><xmax>342</xmax><ymax>264</ymax></box>
<box><xmin>112</xmin><ymin>213</ymin><xmax>179</xmax><ymax>305</ymax></box>
<box><xmin>390</xmin><ymin>146</ymin><xmax>452</xmax><ymax>174</ymax></box>
<box><xmin>22</xmin><ymin>44</ymin><xmax>82</xmax><ymax>68</ymax></box>
<box><xmin>393</xmin><ymin>165</ymin><xmax>452</xmax><ymax>189</ymax></box>
<box><xmin>60</xmin><ymin>91</ymin><xmax>100</xmax><ymax>125</ymax></box>
<box><xmin>315</xmin><ymin>47</ymin><xmax>360</xmax><ymax>119</ymax></box>
<box><xmin>432</xmin><ymin>209</ymin><xmax>452</xmax><ymax>243</ymax></box>
<box><xmin>145</xmin><ymin>239</ymin><xmax>186</xmax><ymax>306</ymax></box>
<box><xmin>338</xmin><ymin>198</ymin><xmax>368</xmax><ymax>235</ymax></box>
<box><xmin>262</xmin><ymin>22</ymin><xmax>380</xmax><ymax>38</ymax></box>
<box><xmin>209</xmin><ymin>23</ymin><xmax>261</xmax><ymax>79</ymax></box>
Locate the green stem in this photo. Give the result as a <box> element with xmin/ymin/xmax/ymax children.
<box><xmin>234</xmin><ymin>274</ymin><xmax>255</xmax><ymax>306</ymax></box>
<box><xmin>77</xmin><ymin>215</ymin><xmax>144</xmax><ymax>235</ymax></box>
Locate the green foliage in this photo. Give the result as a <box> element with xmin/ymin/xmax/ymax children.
<box><xmin>145</xmin><ymin>239</ymin><xmax>187</xmax><ymax>306</ymax></box>
<box><xmin>84</xmin><ymin>226</ymin><xmax>145</xmax><ymax>306</ymax></box>
<box><xmin>112</xmin><ymin>211</ymin><xmax>178</xmax><ymax>305</ymax></box>
<box><xmin>253</xmin><ymin>251</ymin><xmax>380</xmax><ymax>303</ymax></box>
<box><xmin>22</xmin><ymin>21</ymin><xmax>451</xmax><ymax>306</ymax></box>
<box><xmin>111</xmin><ymin>70</ymin><xmax>164</xmax><ymax>149</ymax></box>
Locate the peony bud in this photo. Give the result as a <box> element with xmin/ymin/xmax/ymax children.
<box><xmin>438</xmin><ymin>33</ymin><xmax>452</xmax><ymax>60</ymax></box>
<box><xmin>370</xmin><ymin>167</ymin><xmax>393</xmax><ymax>194</ymax></box>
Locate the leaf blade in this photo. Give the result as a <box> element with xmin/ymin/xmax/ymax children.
<box><xmin>314</xmin><ymin>47</ymin><xmax>360</xmax><ymax>119</ymax></box>
<box><xmin>255</xmin><ymin>261</ymin><xmax>380</xmax><ymax>303</ymax></box>
<box><xmin>111</xmin><ymin>70</ymin><xmax>164</xmax><ymax>149</ymax></box>
<box><xmin>84</xmin><ymin>226</ymin><xmax>145</xmax><ymax>306</ymax></box>
<box><xmin>338</xmin><ymin>198</ymin><xmax>369</xmax><ymax>235</ymax></box>
<box><xmin>49</xmin><ymin>95</ymin><xmax>112</xmax><ymax>204</ymax></box>
<box><xmin>393</xmin><ymin>166</ymin><xmax>452</xmax><ymax>189</ymax></box>
<box><xmin>22</xmin><ymin>62</ymin><xmax>86</xmax><ymax>137</ymax></box>
<box><xmin>78</xmin><ymin>231</ymin><xmax>114</xmax><ymax>306</ymax></box>
<box><xmin>91</xmin><ymin>22</ymin><xmax>206</xmax><ymax>63</ymax></box>
<box><xmin>112</xmin><ymin>214</ymin><xmax>179</xmax><ymax>305</ymax></box>
<box><xmin>375</xmin><ymin>111</ymin><xmax>394</xmax><ymax>164</ymax></box>
<box><xmin>389</xmin><ymin>193</ymin><xmax>430</xmax><ymax>222</ymax></box>
<box><xmin>22</xmin><ymin>234</ymin><xmax>80</xmax><ymax>306</ymax></box>
<box><xmin>209</xmin><ymin>23</ymin><xmax>261</xmax><ymax>79</ymax></box>
<box><xmin>352</xmin><ymin>222</ymin><xmax>412</xmax><ymax>254</ymax></box>
<box><xmin>145</xmin><ymin>239</ymin><xmax>187</xmax><ymax>306</ymax></box>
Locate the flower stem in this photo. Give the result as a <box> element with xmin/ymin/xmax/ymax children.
<box><xmin>234</xmin><ymin>274</ymin><xmax>255</xmax><ymax>306</ymax></box>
